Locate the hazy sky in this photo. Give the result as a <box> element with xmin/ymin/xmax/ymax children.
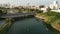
<box><xmin>0</xmin><ymin>0</ymin><xmax>60</xmax><ymax>6</ymax></box>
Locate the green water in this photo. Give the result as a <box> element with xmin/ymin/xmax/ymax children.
<box><xmin>6</xmin><ymin>18</ymin><xmax>60</xmax><ymax>34</ymax></box>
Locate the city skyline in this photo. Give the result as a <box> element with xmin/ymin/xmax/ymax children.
<box><xmin>0</xmin><ymin>0</ymin><xmax>60</xmax><ymax>6</ymax></box>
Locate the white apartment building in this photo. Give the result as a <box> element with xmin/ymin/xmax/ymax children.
<box><xmin>49</xmin><ymin>0</ymin><xmax>58</xmax><ymax>10</ymax></box>
<box><xmin>40</xmin><ymin>6</ymin><xmax>48</xmax><ymax>13</ymax></box>
<box><xmin>50</xmin><ymin>0</ymin><xmax>60</xmax><ymax>13</ymax></box>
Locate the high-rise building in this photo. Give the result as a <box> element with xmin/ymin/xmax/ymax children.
<box><xmin>50</xmin><ymin>0</ymin><xmax>58</xmax><ymax>10</ymax></box>
<box><xmin>53</xmin><ymin>0</ymin><xmax>58</xmax><ymax>5</ymax></box>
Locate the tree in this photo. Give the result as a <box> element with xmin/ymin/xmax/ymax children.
<box><xmin>0</xmin><ymin>10</ymin><xmax>3</xmax><ymax>15</ymax></box>
<box><xmin>39</xmin><ymin>5</ymin><xmax>44</xmax><ymax>8</ymax></box>
<box><xmin>35</xmin><ymin>9</ymin><xmax>43</xmax><ymax>13</ymax></box>
<box><xmin>47</xmin><ymin>7</ymin><xmax>51</xmax><ymax>11</ymax></box>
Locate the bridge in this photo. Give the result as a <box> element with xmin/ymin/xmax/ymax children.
<box><xmin>0</xmin><ymin>8</ymin><xmax>18</xmax><ymax>10</ymax></box>
<box><xmin>0</xmin><ymin>12</ymin><xmax>35</xmax><ymax>18</ymax></box>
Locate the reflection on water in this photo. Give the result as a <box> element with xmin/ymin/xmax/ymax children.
<box><xmin>6</xmin><ymin>18</ymin><xmax>60</xmax><ymax>34</ymax></box>
<box><xmin>0</xmin><ymin>20</ymin><xmax>5</xmax><ymax>26</ymax></box>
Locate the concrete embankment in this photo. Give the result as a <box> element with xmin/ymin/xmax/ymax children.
<box><xmin>0</xmin><ymin>18</ymin><xmax>14</xmax><ymax>34</ymax></box>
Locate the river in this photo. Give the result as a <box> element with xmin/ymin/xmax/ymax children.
<box><xmin>6</xmin><ymin>18</ymin><xmax>60</xmax><ymax>34</ymax></box>
<box><xmin>0</xmin><ymin>20</ymin><xmax>5</xmax><ymax>26</ymax></box>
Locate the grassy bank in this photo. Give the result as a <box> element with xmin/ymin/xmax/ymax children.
<box><xmin>36</xmin><ymin>11</ymin><xmax>60</xmax><ymax>32</ymax></box>
<box><xmin>35</xmin><ymin>17</ymin><xmax>60</xmax><ymax>34</ymax></box>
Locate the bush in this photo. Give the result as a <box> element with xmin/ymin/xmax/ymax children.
<box><xmin>44</xmin><ymin>11</ymin><xmax>60</xmax><ymax>17</ymax></box>
<box><xmin>35</xmin><ymin>9</ymin><xmax>43</xmax><ymax>13</ymax></box>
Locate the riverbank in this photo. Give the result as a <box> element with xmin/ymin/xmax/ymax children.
<box><xmin>0</xmin><ymin>18</ymin><xmax>14</xmax><ymax>34</ymax></box>
<box><xmin>35</xmin><ymin>12</ymin><xmax>60</xmax><ymax>32</ymax></box>
<box><xmin>35</xmin><ymin>16</ymin><xmax>60</xmax><ymax>33</ymax></box>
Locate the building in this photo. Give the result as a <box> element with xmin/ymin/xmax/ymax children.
<box><xmin>50</xmin><ymin>0</ymin><xmax>60</xmax><ymax>13</ymax></box>
<box><xmin>40</xmin><ymin>6</ymin><xmax>48</xmax><ymax>13</ymax></box>
<box><xmin>49</xmin><ymin>0</ymin><xmax>58</xmax><ymax>10</ymax></box>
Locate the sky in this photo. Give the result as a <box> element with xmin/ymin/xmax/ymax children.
<box><xmin>0</xmin><ymin>0</ymin><xmax>60</xmax><ymax>6</ymax></box>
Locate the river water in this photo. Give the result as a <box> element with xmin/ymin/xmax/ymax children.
<box><xmin>0</xmin><ymin>20</ymin><xmax>5</xmax><ymax>26</ymax></box>
<box><xmin>6</xmin><ymin>18</ymin><xmax>60</xmax><ymax>34</ymax></box>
